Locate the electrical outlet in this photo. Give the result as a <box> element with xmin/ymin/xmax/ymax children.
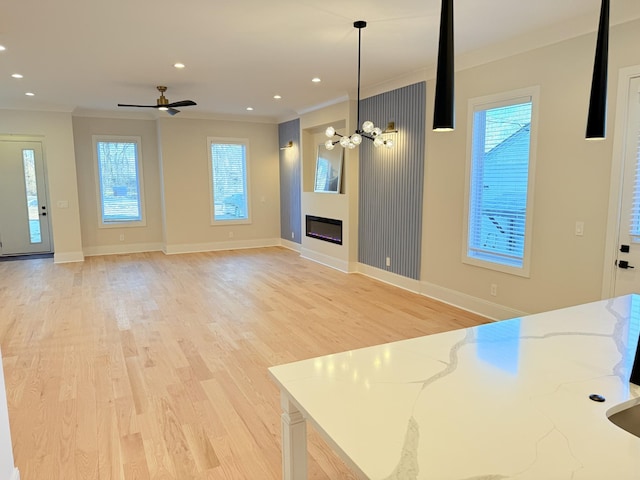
<box><xmin>119</xmin><ymin>234</ymin><xmax>124</xmax><ymax>242</ymax></box>
<box><xmin>229</xmin><ymin>231</ymin><xmax>234</xmax><ymax>238</ymax></box>
<box><xmin>385</xmin><ymin>257</ymin><xmax>391</xmax><ymax>267</ymax></box>
<box><xmin>291</xmin><ymin>231</ymin><xmax>294</xmax><ymax>239</ymax></box>
<box><xmin>490</xmin><ymin>284</ymin><xmax>498</xmax><ymax>296</ymax></box>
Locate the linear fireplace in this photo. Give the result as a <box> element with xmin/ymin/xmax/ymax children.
<box><xmin>305</xmin><ymin>215</ymin><xmax>343</xmax><ymax>245</ymax></box>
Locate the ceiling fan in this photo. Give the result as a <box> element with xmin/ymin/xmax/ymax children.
<box><xmin>117</xmin><ymin>86</ymin><xmax>196</xmax><ymax>116</ymax></box>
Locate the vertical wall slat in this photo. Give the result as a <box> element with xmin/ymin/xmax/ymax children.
<box><xmin>358</xmin><ymin>82</ymin><xmax>426</xmax><ymax>279</ymax></box>
<box><xmin>278</xmin><ymin>119</ymin><xmax>301</xmax><ymax>243</ymax></box>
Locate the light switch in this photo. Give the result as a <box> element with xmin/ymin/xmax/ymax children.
<box><xmin>575</xmin><ymin>221</ymin><xmax>584</xmax><ymax>236</ymax></box>
<box><xmin>57</xmin><ymin>200</ymin><xmax>69</xmax><ymax>209</ymax></box>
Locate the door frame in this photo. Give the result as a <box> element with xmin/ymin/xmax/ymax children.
<box><xmin>602</xmin><ymin>65</ymin><xmax>640</xmax><ymax>298</ymax></box>
<box><xmin>0</xmin><ymin>134</ymin><xmax>53</xmax><ymax>255</ymax></box>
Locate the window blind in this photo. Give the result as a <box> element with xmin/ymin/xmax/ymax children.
<box><xmin>96</xmin><ymin>141</ymin><xmax>142</xmax><ymax>223</ymax></box>
<box><xmin>211</xmin><ymin>143</ymin><xmax>248</xmax><ymax>221</ymax></box>
<box><xmin>468</xmin><ymin>101</ymin><xmax>532</xmax><ymax>268</ymax></box>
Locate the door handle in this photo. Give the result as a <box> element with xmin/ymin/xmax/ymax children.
<box><xmin>40</xmin><ymin>212</ymin><xmax>47</xmax><ymax>216</ymax></box>
<box><xmin>618</xmin><ymin>260</ymin><xmax>634</xmax><ymax>269</ymax></box>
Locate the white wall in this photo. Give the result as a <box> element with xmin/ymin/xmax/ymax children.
<box><xmin>0</xmin><ymin>110</ymin><xmax>83</xmax><ymax>263</ymax></box>
<box><xmin>423</xmin><ymin>19</ymin><xmax>640</xmax><ymax>315</ymax></box>
<box><xmin>295</xmin><ymin>19</ymin><xmax>640</xmax><ymax>317</ymax></box>
<box><xmin>72</xmin><ymin>116</ymin><xmax>164</xmax><ymax>255</ymax></box>
<box><xmin>299</xmin><ymin>101</ymin><xmax>360</xmax><ymax>272</ymax></box>
<box><xmin>156</xmin><ymin>117</ymin><xmax>281</xmax><ymax>253</ymax></box>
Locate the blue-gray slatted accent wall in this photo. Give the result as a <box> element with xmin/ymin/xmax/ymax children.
<box><xmin>278</xmin><ymin>119</ymin><xmax>302</xmax><ymax>243</ymax></box>
<box><xmin>358</xmin><ymin>82</ymin><xmax>426</xmax><ymax>279</ymax></box>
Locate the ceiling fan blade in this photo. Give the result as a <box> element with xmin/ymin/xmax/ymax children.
<box><xmin>165</xmin><ymin>100</ymin><xmax>197</xmax><ymax>108</ymax></box>
<box><xmin>117</xmin><ymin>103</ymin><xmax>156</xmax><ymax>108</ymax></box>
<box><xmin>167</xmin><ymin>108</ymin><xmax>180</xmax><ymax>116</ymax></box>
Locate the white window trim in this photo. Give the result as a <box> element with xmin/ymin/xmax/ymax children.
<box><xmin>462</xmin><ymin>86</ymin><xmax>540</xmax><ymax>277</ymax></box>
<box><xmin>92</xmin><ymin>135</ymin><xmax>147</xmax><ymax>228</ymax></box>
<box><xmin>207</xmin><ymin>136</ymin><xmax>252</xmax><ymax>225</ymax></box>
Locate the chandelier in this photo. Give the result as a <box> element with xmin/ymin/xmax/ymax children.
<box><xmin>325</xmin><ymin>21</ymin><xmax>394</xmax><ymax>151</ymax></box>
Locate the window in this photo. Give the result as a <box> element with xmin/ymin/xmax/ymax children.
<box><xmin>93</xmin><ymin>136</ymin><xmax>145</xmax><ymax>227</ymax></box>
<box><xmin>463</xmin><ymin>88</ymin><xmax>538</xmax><ymax>276</ymax></box>
<box><xmin>208</xmin><ymin>138</ymin><xmax>250</xmax><ymax>223</ymax></box>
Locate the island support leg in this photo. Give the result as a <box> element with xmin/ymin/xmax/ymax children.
<box><xmin>280</xmin><ymin>393</ymin><xmax>307</xmax><ymax>479</ymax></box>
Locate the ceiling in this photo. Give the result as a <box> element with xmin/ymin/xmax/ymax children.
<box><xmin>1</xmin><ymin>0</ymin><xmax>639</xmax><ymax>122</ymax></box>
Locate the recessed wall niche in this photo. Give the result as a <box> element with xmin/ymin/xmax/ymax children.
<box><xmin>302</xmin><ymin>120</ymin><xmax>345</xmax><ymax>193</ymax></box>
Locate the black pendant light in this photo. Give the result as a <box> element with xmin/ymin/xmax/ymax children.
<box><xmin>586</xmin><ymin>0</ymin><xmax>610</xmax><ymax>140</ymax></box>
<box><xmin>433</xmin><ymin>0</ymin><xmax>454</xmax><ymax>131</ymax></box>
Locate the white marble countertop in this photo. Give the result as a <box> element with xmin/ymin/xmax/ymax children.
<box><xmin>269</xmin><ymin>295</ymin><xmax>640</xmax><ymax>479</ymax></box>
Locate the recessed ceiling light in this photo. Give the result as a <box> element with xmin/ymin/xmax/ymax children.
<box><xmin>312</xmin><ymin>77</ymin><xmax>321</xmax><ymax>83</ymax></box>
<box><xmin>273</xmin><ymin>95</ymin><xmax>282</xmax><ymax>100</ymax></box>
<box><xmin>25</xmin><ymin>92</ymin><xmax>35</xmax><ymax>96</ymax></box>
<box><xmin>0</xmin><ymin>45</ymin><xmax>6</xmax><ymax>51</ymax></box>
<box><xmin>11</xmin><ymin>73</ymin><xmax>23</xmax><ymax>79</ymax></box>
<box><xmin>174</xmin><ymin>63</ymin><xmax>185</xmax><ymax>69</ymax></box>
<box><xmin>246</xmin><ymin>107</ymin><xmax>254</xmax><ymax>111</ymax></box>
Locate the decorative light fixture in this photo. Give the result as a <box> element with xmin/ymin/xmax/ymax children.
<box><xmin>325</xmin><ymin>21</ymin><xmax>394</xmax><ymax>150</ymax></box>
<box><xmin>383</xmin><ymin>121</ymin><xmax>397</xmax><ymax>133</ymax></box>
<box><xmin>280</xmin><ymin>141</ymin><xmax>293</xmax><ymax>150</ymax></box>
<box><xmin>586</xmin><ymin>0</ymin><xmax>609</xmax><ymax>140</ymax></box>
<box><xmin>433</xmin><ymin>0</ymin><xmax>455</xmax><ymax>131</ymax></box>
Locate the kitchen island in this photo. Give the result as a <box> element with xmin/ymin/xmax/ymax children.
<box><xmin>269</xmin><ymin>295</ymin><xmax>640</xmax><ymax>479</ymax></box>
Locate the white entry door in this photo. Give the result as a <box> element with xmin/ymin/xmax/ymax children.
<box><xmin>614</xmin><ymin>76</ymin><xmax>640</xmax><ymax>295</ymax></box>
<box><xmin>0</xmin><ymin>140</ymin><xmax>52</xmax><ymax>256</ymax></box>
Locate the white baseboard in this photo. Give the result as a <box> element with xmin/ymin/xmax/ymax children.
<box><xmin>419</xmin><ymin>280</ymin><xmax>528</xmax><ymax>321</ymax></box>
<box><xmin>53</xmin><ymin>251</ymin><xmax>84</xmax><ymax>263</ymax></box>
<box><xmin>300</xmin><ymin>248</ymin><xmax>349</xmax><ymax>273</ymax></box>
<box><xmin>353</xmin><ymin>263</ymin><xmax>528</xmax><ymax>321</ymax></box>
<box><xmin>83</xmin><ymin>242</ymin><xmax>164</xmax><ymax>257</ymax></box>
<box><xmin>357</xmin><ymin>263</ymin><xmax>422</xmax><ymax>293</ymax></box>
<box><xmin>279</xmin><ymin>239</ymin><xmax>302</xmax><ymax>252</ymax></box>
<box><xmin>164</xmin><ymin>238</ymin><xmax>281</xmax><ymax>255</ymax></box>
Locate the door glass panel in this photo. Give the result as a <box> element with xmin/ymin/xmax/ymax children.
<box><xmin>629</xmin><ymin>127</ymin><xmax>640</xmax><ymax>239</ymax></box>
<box><xmin>22</xmin><ymin>149</ymin><xmax>42</xmax><ymax>244</ymax></box>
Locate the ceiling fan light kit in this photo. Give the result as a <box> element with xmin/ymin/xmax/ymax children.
<box><xmin>117</xmin><ymin>85</ymin><xmax>197</xmax><ymax>116</ymax></box>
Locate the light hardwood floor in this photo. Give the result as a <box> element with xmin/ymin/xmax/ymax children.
<box><xmin>0</xmin><ymin>247</ymin><xmax>489</xmax><ymax>479</ymax></box>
